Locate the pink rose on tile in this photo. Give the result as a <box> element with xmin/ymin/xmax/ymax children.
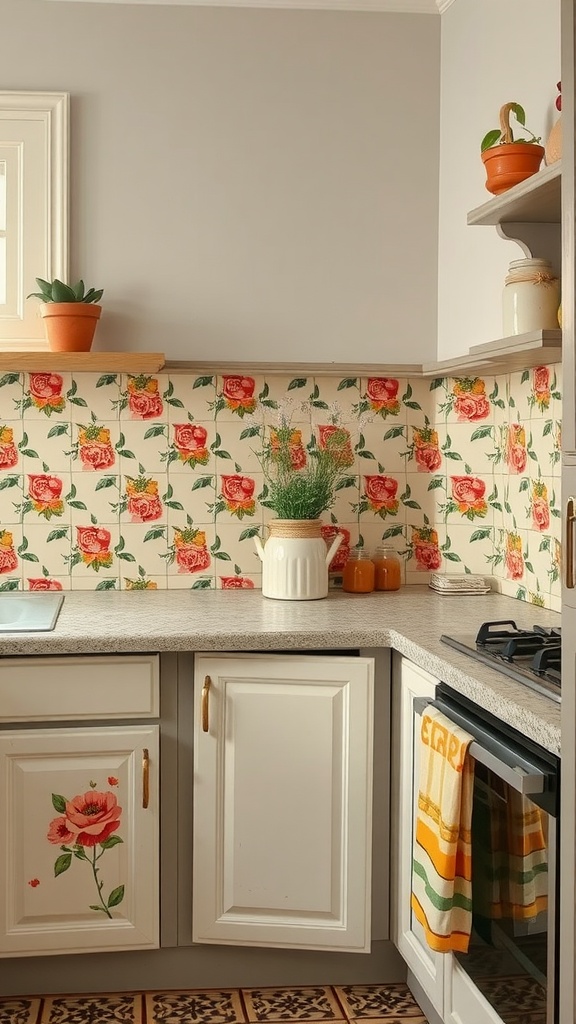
<box><xmin>28</xmin><ymin>578</ymin><xmax>63</xmax><ymax>591</ymax></box>
<box><xmin>505</xmin><ymin>424</ymin><xmax>527</xmax><ymax>474</ymax></box>
<box><xmin>366</xmin><ymin>378</ymin><xmax>400</xmax><ymax>415</ymax></box>
<box><xmin>128</xmin><ymin>493</ymin><xmax>163</xmax><ymax>522</ymax></box>
<box><xmin>414</xmin><ymin>541</ymin><xmax>442</xmax><ymax>571</ymax></box>
<box><xmin>174</xmin><ymin>528</ymin><xmax>211</xmax><ymax>574</ymax></box>
<box><xmin>532</xmin><ymin>366</ymin><xmax>551</xmax><ymax>410</ymax></box>
<box><xmin>415</xmin><ymin>444</ymin><xmax>442</xmax><ymax>473</ymax></box>
<box><xmin>29</xmin><ymin>373</ymin><xmax>66</xmax><ymax>413</ymax></box>
<box><xmin>450</xmin><ymin>476</ymin><xmax>488</xmax><ymax>518</ymax></box>
<box><xmin>221</xmin><ymin>475</ymin><xmax>256</xmax><ymax>515</ymax></box>
<box><xmin>221</xmin><ymin>375</ymin><xmax>257</xmax><ymax>414</ymax></box>
<box><xmin>127</xmin><ymin>376</ymin><xmax>164</xmax><ymax>419</ymax></box>
<box><xmin>0</xmin><ymin>530</ymin><xmax>17</xmax><ymax>575</ymax></box>
<box><xmin>505</xmin><ymin>533</ymin><xmax>524</xmax><ymax>581</ymax></box>
<box><xmin>532</xmin><ymin>497</ymin><xmax>550</xmax><ymax>532</ymax></box>
<box><xmin>76</xmin><ymin>526</ymin><xmax>113</xmax><ymax>570</ymax></box>
<box><xmin>531</xmin><ymin>482</ymin><xmax>550</xmax><ymax>532</ymax></box>
<box><xmin>28</xmin><ymin>474</ymin><xmax>65</xmax><ymax>519</ymax></box>
<box><xmin>364</xmin><ymin>475</ymin><xmax>399</xmax><ymax>515</ymax></box>
<box><xmin>173</xmin><ymin>424</ymin><xmax>209</xmax><ymax>466</ymax></box>
<box><xmin>220</xmin><ymin>576</ymin><xmax>256</xmax><ymax>589</ymax></box>
<box><xmin>454</xmin><ymin>392</ymin><xmax>490</xmax><ymax>421</ymax></box>
<box><xmin>0</xmin><ymin>427</ymin><xmax>18</xmax><ymax>469</ymax></box>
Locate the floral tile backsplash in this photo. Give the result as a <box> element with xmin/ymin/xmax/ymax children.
<box><xmin>0</xmin><ymin>366</ymin><xmax>562</xmax><ymax>611</ymax></box>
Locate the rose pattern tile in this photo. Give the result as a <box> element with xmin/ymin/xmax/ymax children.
<box><xmin>0</xmin><ymin>365</ymin><xmax>562</xmax><ymax>605</ymax></box>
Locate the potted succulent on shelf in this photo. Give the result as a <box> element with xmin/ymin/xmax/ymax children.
<box><xmin>481</xmin><ymin>102</ymin><xmax>544</xmax><ymax>195</ymax></box>
<box><xmin>27</xmin><ymin>278</ymin><xmax>104</xmax><ymax>353</ymax></box>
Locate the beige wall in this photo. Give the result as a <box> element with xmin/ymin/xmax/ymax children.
<box><xmin>437</xmin><ymin>0</ymin><xmax>561</xmax><ymax>359</ymax></box>
<box><xmin>2</xmin><ymin>0</ymin><xmax>440</xmax><ymax>364</ymax></box>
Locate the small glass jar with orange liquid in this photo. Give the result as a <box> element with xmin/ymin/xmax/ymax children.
<box><xmin>372</xmin><ymin>545</ymin><xmax>402</xmax><ymax>591</ymax></box>
<box><xmin>342</xmin><ymin>548</ymin><xmax>375</xmax><ymax>593</ymax></box>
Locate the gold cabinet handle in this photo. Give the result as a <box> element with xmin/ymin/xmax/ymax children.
<box><xmin>142</xmin><ymin>748</ymin><xmax>150</xmax><ymax>809</ymax></box>
<box><xmin>567</xmin><ymin>497</ymin><xmax>576</xmax><ymax>590</ymax></box>
<box><xmin>202</xmin><ymin>675</ymin><xmax>211</xmax><ymax>733</ymax></box>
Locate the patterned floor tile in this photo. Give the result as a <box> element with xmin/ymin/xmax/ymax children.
<box><xmin>243</xmin><ymin>987</ymin><xmax>343</xmax><ymax>1021</ymax></box>
<box><xmin>472</xmin><ymin>975</ymin><xmax>546</xmax><ymax>1016</ymax></box>
<box><xmin>146</xmin><ymin>990</ymin><xmax>245</xmax><ymax>1023</ymax></box>
<box><xmin>40</xmin><ymin>993</ymin><xmax>141</xmax><ymax>1023</ymax></box>
<box><xmin>334</xmin><ymin>984</ymin><xmax>424</xmax><ymax>1018</ymax></box>
<box><xmin>0</xmin><ymin>998</ymin><xmax>41</xmax><ymax>1024</ymax></box>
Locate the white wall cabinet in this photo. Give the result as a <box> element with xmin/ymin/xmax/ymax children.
<box><xmin>192</xmin><ymin>653</ymin><xmax>374</xmax><ymax>952</ymax></box>
<box><xmin>391</xmin><ymin>652</ymin><xmax>445</xmax><ymax>1016</ymax></box>
<box><xmin>0</xmin><ymin>655</ymin><xmax>160</xmax><ymax>958</ymax></box>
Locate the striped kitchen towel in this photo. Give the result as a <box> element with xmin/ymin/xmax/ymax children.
<box><xmin>472</xmin><ymin>772</ymin><xmax>548</xmax><ymax>924</ymax></box>
<box><xmin>411</xmin><ymin>706</ymin><xmax>475</xmax><ymax>953</ymax></box>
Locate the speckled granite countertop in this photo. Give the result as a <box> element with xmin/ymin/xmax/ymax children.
<box><xmin>0</xmin><ymin>587</ymin><xmax>561</xmax><ymax>754</ymax></box>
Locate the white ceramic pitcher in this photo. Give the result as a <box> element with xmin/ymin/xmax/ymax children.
<box><xmin>254</xmin><ymin>519</ymin><xmax>344</xmax><ymax>600</ymax></box>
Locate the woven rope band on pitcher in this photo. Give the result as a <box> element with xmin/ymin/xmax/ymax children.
<box><xmin>268</xmin><ymin>519</ymin><xmax>322</xmax><ymax>539</ymax></box>
<box><xmin>504</xmin><ymin>272</ymin><xmax>557</xmax><ymax>286</ymax></box>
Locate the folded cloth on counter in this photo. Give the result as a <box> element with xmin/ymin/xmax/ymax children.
<box><xmin>411</xmin><ymin>706</ymin><xmax>475</xmax><ymax>953</ymax></box>
<box><xmin>472</xmin><ymin>769</ymin><xmax>548</xmax><ymax>926</ymax></box>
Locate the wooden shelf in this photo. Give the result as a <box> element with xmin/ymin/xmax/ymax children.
<box><xmin>422</xmin><ymin>329</ymin><xmax>562</xmax><ymax>377</ymax></box>
<box><xmin>467</xmin><ymin>162</ymin><xmax>561</xmax><ymax>226</ymax></box>
<box><xmin>0</xmin><ymin>351</ymin><xmax>165</xmax><ymax>373</ymax></box>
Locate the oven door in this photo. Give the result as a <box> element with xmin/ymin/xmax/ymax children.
<box><xmin>415</xmin><ymin>694</ymin><xmax>558</xmax><ymax>1024</ymax></box>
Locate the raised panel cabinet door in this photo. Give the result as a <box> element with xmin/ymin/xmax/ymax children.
<box><xmin>0</xmin><ymin>725</ymin><xmax>159</xmax><ymax>957</ymax></box>
<box><xmin>391</xmin><ymin>653</ymin><xmax>445</xmax><ymax>1016</ymax></box>
<box><xmin>193</xmin><ymin>654</ymin><xmax>374</xmax><ymax>952</ymax></box>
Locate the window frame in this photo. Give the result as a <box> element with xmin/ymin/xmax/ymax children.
<box><xmin>0</xmin><ymin>91</ymin><xmax>69</xmax><ymax>351</ymax></box>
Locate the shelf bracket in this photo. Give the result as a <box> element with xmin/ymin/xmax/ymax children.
<box><xmin>496</xmin><ymin>222</ymin><xmax>561</xmax><ymax>277</ymax></box>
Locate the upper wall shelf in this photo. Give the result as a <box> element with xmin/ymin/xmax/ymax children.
<box><xmin>467</xmin><ymin>162</ymin><xmax>561</xmax><ymax>227</ymax></box>
<box><xmin>0</xmin><ymin>352</ymin><xmax>166</xmax><ymax>373</ymax></box>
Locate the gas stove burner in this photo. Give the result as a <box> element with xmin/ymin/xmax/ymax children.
<box><xmin>440</xmin><ymin>619</ymin><xmax>562</xmax><ymax>703</ymax></box>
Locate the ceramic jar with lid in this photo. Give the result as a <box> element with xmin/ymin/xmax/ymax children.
<box><xmin>502</xmin><ymin>257</ymin><xmax>560</xmax><ymax>337</ymax></box>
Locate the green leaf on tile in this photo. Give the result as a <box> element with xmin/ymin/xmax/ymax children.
<box><xmin>240</xmin><ymin>526</ymin><xmax>260</xmax><ymax>540</ymax></box>
<box><xmin>0</xmin><ymin>475</ymin><xmax>19</xmax><ymax>490</ymax></box>
<box><xmin>288</xmin><ymin>378</ymin><xmax>308</xmax><ymax>390</ymax></box>
<box><xmin>96</xmin><ymin>374</ymin><xmax>118</xmax><ymax>387</ymax></box>
<box><xmin>191</xmin><ymin>476</ymin><xmax>214</xmax><ymax>490</ymax></box>
<box><xmin>382</xmin><ymin>525</ymin><xmax>404</xmax><ymax>538</ymax></box>
<box><xmin>521</xmin><ymin>370</ymin><xmax>530</xmax><ymax>383</ymax></box>
<box><xmin>0</xmin><ymin>373</ymin><xmax>20</xmax><ymax>387</ymax></box>
<box><xmin>95</xmin><ymin>477</ymin><xmax>117</xmax><ymax>490</ymax></box>
<box><xmin>96</xmin><ymin>580</ymin><xmax>117</xmax><ymax>590</ymax></box>
<box><xmin>337</xmin><ymin>378</ymin><xmax>358</xmax><ymax>390</ymax></box>
<box><xmin>54</xmin><ymin>854</ymin><xmax>72</xmax><ymax>877</ymax></box>
<box><xmin>192</xmin><ymin>578</ymin><xmax>212</xmax><ymax>588</ymax></box>
<box><xmin>144</xmin><ymin>425</ymin><xmax>166</xmax><ymax>439</ymax></box>
<box><xmin>47</xmin><ymin>424</ymin><xmax>69</xmax><ymax>438</ymax></box>
<box><xmin>470</xmin><ymin>529</ymin><xmax>491</xmax><ymax>541</ymax></box>
<box><xmin>193</xmin><ymin>376</ymin><xmax>214</xmax><ymax>388</ymax></box>
<box><xmin>383</xmin><ymin>426</ymin><xmax>405</xmax><ymax>440</ymax></box>
<box><xmin>470</xmin><ymin>426</ymin><xmax>492</xmax><ymax>440</ymax></box>
<box><xmin>47</xmin><ymin>528</ymin><xmax>69</xmax><ymax>542</ymax></box>
<box><xmin>444</xmin><ymin>552</ymin><xmax>461</xmax><ymax>562</ymax></box>
<box><xmin>429</xmin><ymin>378</ymin><xmax>444</xmax><ymax>390</ymax></box>
<box><xmin>240</xmin><ymin>426</ymin><xmax>260</xmax><ymax>439</ymax></box>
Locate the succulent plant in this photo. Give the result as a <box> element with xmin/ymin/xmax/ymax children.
<box><xmin>27</xmin><ymin>278</ymin><xmax>104</xmax><ymax>304</ymax></box>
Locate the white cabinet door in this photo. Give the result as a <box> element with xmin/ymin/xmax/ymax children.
<box><xmin>391</xmin><ymin>653</ymin><xmax>445</xmax><ymax>1016</ymax></box>
<box><xmin>192</xmin><ymin>653</ymin><xmax>374</xmax><ymax>952</ymax></box>
<box><xmin>0</xmin><ymin>725</ymin><xmax>159</xmax><ymax>957</ymax></box>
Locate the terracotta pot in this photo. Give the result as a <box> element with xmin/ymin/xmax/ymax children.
<box><xmin>40</xmin><ymin>302</ymin><xmax>102</xmax><ymax>353</ymax></box>
<box><xmin>481</xmin><ymin>142</ymin><xmax>545</xmax><ymax>196</ymax></box>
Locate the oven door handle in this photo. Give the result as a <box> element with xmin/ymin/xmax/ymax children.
<box><xmin>413</xmin><ymin>696</ymin><xmax>549</xmax><ymax>796</ymax></box>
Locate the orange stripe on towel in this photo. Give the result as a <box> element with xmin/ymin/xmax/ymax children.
<box><xmin>410</xmin><ymin>893</ymin><xmax>472</xmax><ymax>954</ymax></box>
<box><xmin>415</xmin><ymin>818</ymin><xmax>472</xmax><ymax>882</ymax></box>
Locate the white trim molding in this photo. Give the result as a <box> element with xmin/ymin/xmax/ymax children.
<box><xmin>45</xmin><ymin>0</ymin><xmax>439</xmax><ymax>11</ymax></box>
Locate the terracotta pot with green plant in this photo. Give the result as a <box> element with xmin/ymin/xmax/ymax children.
<box><xmin>27</xmin><ymin>278</ymin><xmax>104</xmax><ymax>353</ymax></box>
<box><xmin>481</xmin><ymin>102</ymin><xmax>544</xmax><ymax>196</ymax></box>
